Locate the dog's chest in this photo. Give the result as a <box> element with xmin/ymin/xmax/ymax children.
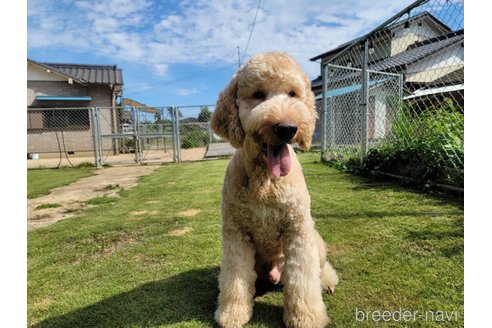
<box><xmin>250</xmin><ymin>202</ymin><xmax>286</xmax><ymax>228</ymax></box>
<box><xmin>235</xmin><ymin>201</ymin><xmax>290</xmax><ymax>257</ymax></box>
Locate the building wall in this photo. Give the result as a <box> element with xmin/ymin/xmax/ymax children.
<box><xmin>27</xmin><ymin>63</ymin><xmax>67</xmax><ymax>81</ymax></box>
<box><xmin>27</xmin><ymin>81</ymin><xmax>113</xmax><ymax>108</ymax></box>
<box><xmin>390</xmin><ymin>21</ymin><xmax>442</xmax><ymax>56</ymax></box>
<box><xmin>406</xmin><ymin>44</ymin><xmax>464</xmax><ymax>83</ymax></box>
<box><xmin>27</xmin><ymin>79</ymin><xmax>117</xmax><ymax>156</ymax></box>
<box><xmin>27</xmin><ymin>126</ymin><xmax>94</xmax><ymax>156</ymax></box>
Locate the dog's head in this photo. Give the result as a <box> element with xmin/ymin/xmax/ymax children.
<box><xmin>211</xmin><ymin>52</ymin><xmax>317</xmax><ymax>177</ymax></box>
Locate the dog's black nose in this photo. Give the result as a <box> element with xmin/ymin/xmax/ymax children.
<box><xmin>273</xmin><ymin>122</ymin><xmax>298</xmax><ymax>142</ymax></box>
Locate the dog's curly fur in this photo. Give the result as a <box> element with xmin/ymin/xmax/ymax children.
<box><xmin>211</xmin><ymin>52</ymin><xmax>339</xmax><ymax>328</ymax></box>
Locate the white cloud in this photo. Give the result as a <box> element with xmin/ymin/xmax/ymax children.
<box><xmin>154</xmin><ymin>64</ymin><xmax>169</xmax><ymax>77</ymax></box>
<box><xmin>28</xmin><ymin>0</ymin><xmax>418</xmax><ymax>78</ymax></box>
<box><xmin>176</xmin><ymin>87</ymin><xmax>200</xmax><ymax>97</ymax></box>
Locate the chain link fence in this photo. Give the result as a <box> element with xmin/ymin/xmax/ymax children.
<box><xmin>317</xmin><ymin>0</ymin><xmax>463</xmax><ymax>189</ymax></box>
<box><xmin>27</xmin><ymin>0</ymin><xmax>463</xmax><ymax>190</ymax></box>
<box><xmin>27</xmin><ymin>107</ymin><xmax>98</xmax><ymax>168</ymax></box>
<box><xmin>27</xmin><ymin>105</ymin><xmax>234</xmax><ymax>169</ymax></box>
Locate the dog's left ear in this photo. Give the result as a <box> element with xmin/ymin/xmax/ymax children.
<box><xmin>299</xmin><ymin>73</ymin><xmax>318</xmax><ymax>150</ymax></box>
<box><xmin>211</xmin><ymin>74</ymin><xmax>245</xmax><ymax>148</ymax></box>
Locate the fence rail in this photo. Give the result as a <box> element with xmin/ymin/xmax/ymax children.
<box><xmin>318</xmin><ymin>0</ymin><xmax>464</xmax><ymax>189</ymax></box>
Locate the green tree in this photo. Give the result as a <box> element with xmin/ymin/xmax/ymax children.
<box><xmin>198</xmin><ymin>106</ymin><xmax>212</xmax><ymax>122</ymax></box>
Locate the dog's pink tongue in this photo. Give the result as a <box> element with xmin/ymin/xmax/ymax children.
<box><xmin>267</xmin><ymin>144</ymin><xmax>291</xmax><ymax>177</ymax></box>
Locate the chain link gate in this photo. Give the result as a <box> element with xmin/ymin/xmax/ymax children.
<box><xmin>91</xmin><ymin>105</ymin><xmax>224</xmax><ymax>167</ymax></box>
<box><xmin>92</xmin><ymin>106</ymin><xmax>184</xmax><ymax>167</ymax></box>
<box><xmin>321</xmin><ymin>64</ymin><xmax>403</xmax><ymax>164</ymax></box>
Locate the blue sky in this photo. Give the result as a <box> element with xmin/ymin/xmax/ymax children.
<box><xmin>27</xmin><ymin>0</ymin><xmax>463</xmax><ymax>115</ymax></box>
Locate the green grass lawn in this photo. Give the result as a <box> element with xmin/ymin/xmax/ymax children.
<box><xmin>27</xmin><ymin>166</ymin><xmax>96</xmax><ymax>199</ymax></box>
<box><xmin>27</xmin><ymin>153</ymin><xmax>463</xmax><ymax>327</ymax></box>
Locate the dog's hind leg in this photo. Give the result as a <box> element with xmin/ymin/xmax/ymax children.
<box><xmin>315</xmin><ymin>230</ymin><xmax>339</xmax><ymax>294</ymax></box>
<box><xmin>320</xmin><ymin>260</ymin><xmax>339</xmax><ymax>294</ymax></box>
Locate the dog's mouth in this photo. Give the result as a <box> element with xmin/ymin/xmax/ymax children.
<box><xmin>261</xmin><ymin>142</ymin><xmax>291</xmax><ymax>177</ymax></box>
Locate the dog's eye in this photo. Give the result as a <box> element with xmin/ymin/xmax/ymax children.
<box><xmin>252</xmin><ymin>91</ymin><xmax>266</xmax><ymax>100</ymax></box>
<box><xmin>288</xmin><ymin>90</ymin><xmax>297</xmax><ymax>98</ymax></box>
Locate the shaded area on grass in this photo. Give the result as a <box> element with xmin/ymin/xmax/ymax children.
<box><xmin>32</xmin><ymin>267</ymin><xmax>286</xmax><ymax>328</ymax></box>
<box><xmin>33</xmin><ymin>267</ymin><xmax>220</xmax><ymax>328</ymax></box>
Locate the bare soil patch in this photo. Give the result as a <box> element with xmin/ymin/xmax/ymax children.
<box><xmin>176</xmin><ymin>209</ymin><xmax>201</xmax><ymax>217</ymax></box>
<box><xmin>166</xmin><ymin>227</ymin><xmax>193</xmax><ymax>236</ymax></box>
<box><xmin>128</xmin><ymin>210</ymin><xmax>160</xmax><ymax>221</ymax></box>
<box><xmin>27</xmin><ymin>166</ymin><xmax>159</xmax><ymax>230</ymax></box>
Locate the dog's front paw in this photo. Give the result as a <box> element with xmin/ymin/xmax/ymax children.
<box><xmin>215</xmin><ymin>301</ymin><xmax>252</xmax><ymax>328</ymax></box>
<box><xmin>283</xmin><ymin>304</ymin><xmax>330</xmax><ymax>328</ymax></box>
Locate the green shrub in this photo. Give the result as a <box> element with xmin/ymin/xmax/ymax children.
<box><xmin>181</xmin><ymin>130</ymin><xmax>209</xmax><ymax>149</ymax></box>
<box><xmin>363</xmin><ymin>98</ymin><xmax>464</xmax><ymax>188</ymax></box>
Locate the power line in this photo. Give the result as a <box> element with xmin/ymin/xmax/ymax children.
<box><xmin>240</xmin><ymin>0</ymin><xmax>262</xmax><ymax>65</ymax></box>
<box><xmin>126</xmin><ymin>0</ymin><xmax>263</xmax><ymax>98</ymax></box>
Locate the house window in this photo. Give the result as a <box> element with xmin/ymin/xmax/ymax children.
<box><xmin>44</xmin><ymin>109</ymin><xmax>90</xmax><ymax>130</ymax></box>
<box><xmin>28</xmin><ymin>109</ymin><xmax>90</xmax><ymax>131</ymax></box>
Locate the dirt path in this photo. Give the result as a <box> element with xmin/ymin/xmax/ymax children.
<box><xmin>27</xmin><ymin>166</ymin><xmax>160</xmax><ymax>230</ymax></box>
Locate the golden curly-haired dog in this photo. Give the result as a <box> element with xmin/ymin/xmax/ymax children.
<box><xmin>211</xmin><ymin>52</ymin><xmax>339</xmax><ymax>328</ymax></box>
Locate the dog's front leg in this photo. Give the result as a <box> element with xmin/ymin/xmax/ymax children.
<box><xmin>282</xmin><ymin>224</ymin><xmax>330</xmax><ymax>328</ymax></box>
<box><xmin>215</xmin><ymin>225</ymin><xmax>256</xmax><ymax>328</ymax></box>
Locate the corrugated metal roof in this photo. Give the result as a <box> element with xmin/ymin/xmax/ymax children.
<box><xmin>29</xmin><ymin>59</ymin><xmax>123</xmax><ymax>85</ymax></box>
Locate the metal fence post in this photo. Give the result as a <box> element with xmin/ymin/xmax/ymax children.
<box><xmin>94</xmin><ymin>107</ymin><xmax>104</xmax><ymax>167</ymax></box>
<box><xmin>208</xmin><ymin>121</ymin><xmax>213</xmax><ymax>145</ymax></box>
<box><xmin>327</xmin><ymin>66</ymin><xmax>335</xmax><ymax>149</ymax></box>
<box><xmin>171</xmin><ymin>106</ymin><xmax>180</xmax><ymax>163</ymax></box>
<box><xmin>175</xmin><ymin>106</ymin><xmax>181</xmax><ymax>163</ymax></box>
<box><xmin>360</xmin><ymin>40</ymin><xmax>369</xmax><ymax>166</ymax></box>
<box><xmin>97</xmin><ymin>108</ymin><xmax>104</xmax><ymax>166</ymax></box>
<box><xmin>133</xmin><ymin>106</ymin><xmax>142</xmax><ymax>164</ymax></box>
<box><xmin>90</xmin><ymin>107</ymin><xmax>102</xmax><ymax>168</ymax></box>
<box><xmin>321</xmin><ymin>62</ymin><xmax>328</xmax><ymax>157</ymax></box>
<box><xmin>171</xmin><ymin>107</ymin><xmax>176</xmax><ymax>162</ymax></box>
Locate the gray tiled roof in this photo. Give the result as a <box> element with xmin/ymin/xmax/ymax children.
<box><xmin>311</xmin><ymin>29</ymin><xmax>464</xmax><ymax>86</ymax></box>
<box><xmin>369</xmin><ymin>30</ymin><xmax>463</xmax><ymax>72</ymax></box>
<box><xmin>310</xmin><ymin>12</ymin><xmax>452</xmax><ymax>62</ymax></box>
<box><xmin>29</xmin><ymin>59</ymin><xmax>123</xmax><ymax>85</ymax></box>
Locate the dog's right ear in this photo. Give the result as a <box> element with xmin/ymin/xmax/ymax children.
<box><xmin>211</xmin><ymin>74</ymin><xmax>245</xmax><ymax>148</ymax></box>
